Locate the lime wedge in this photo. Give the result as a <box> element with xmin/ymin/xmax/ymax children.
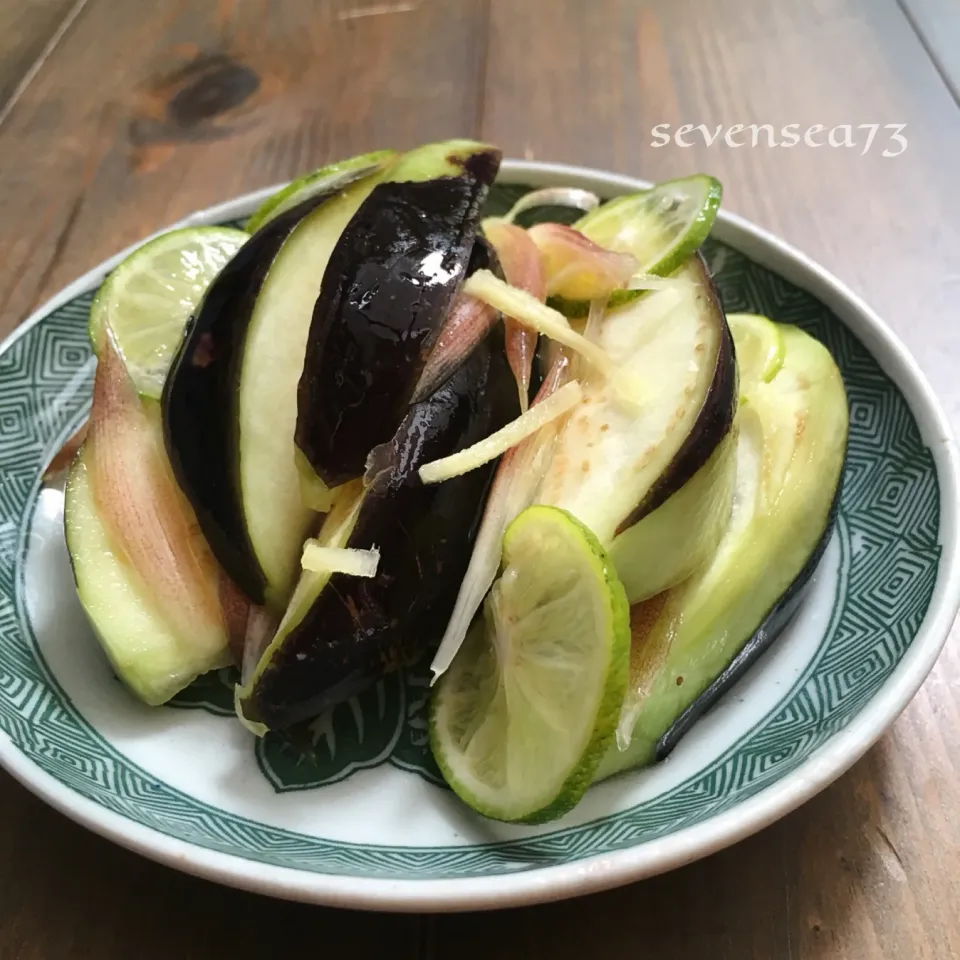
<box><xmin>728</xmin><ymin>312</ymin><xmax>785</xmax><ymax>384</ymax></box>
<box><xmin>431</xmin><ymin>505</ymin><xmax>629</xmax><ymax>823</ymax></box>
<box><xmin>88</xmin><ymin>227</ymin><xmax>247</xmax><ymax>399</ymax></box>
<box><xmin>577</xmin><ymin>174</ymin><xmax>722</xmax><ymax>276</ymax></box>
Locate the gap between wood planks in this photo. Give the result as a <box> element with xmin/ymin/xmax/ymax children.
<box><xmin>0</xmin><ymin>0</ymin><xmax>90</xmax><ymax>133</ymax></box>
<box><xmin>895</xmin><ymin>0</ymin><xmax>960</xmax><ymax>108</ymax></box>
<box><xmin>337</xmin><ymin>1</ymin><xmax>420</xmax><ymax>20</ymax></box>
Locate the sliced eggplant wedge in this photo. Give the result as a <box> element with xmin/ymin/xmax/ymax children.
<box><xmin>162</xmin><ymin>153</ymin><xmax>395</xmax><ymax>603</ymax></box>
<box><xmin>534</xmin><ymin>254</ymin><xmax>737</xmax><ymax>603</ymax></box>
<box><xmin>597</xmin><ymin>323</ymin><xmax>848</xmax><ymax>777</ymax></box>
<box><xmin>654</xmin><ymin>479</ymin><xmax>840</xmax><ymax>761</ymax></box>
<box><xmin>163</xmin><ymin>151</ymin><xmax>398</xmax><ymax>607</ymax></box>
<box><xmin>245</xmin><ymin>150</ymin><xmax>395</xmax><ymax>233</ymax></box>
<box><xmin>609</xmin><ymin>424</ymin><xmax>738</xmax><ymax>603</ymax></box>
<box><xmin>295</xmin><ymin>141</ymin><xmax>501</xmax><ymax>488</ymax></box>
<box><xmin>239</xmin><ymin>322</ymin><xmax>519</xmax><ymax>729</ymax></box>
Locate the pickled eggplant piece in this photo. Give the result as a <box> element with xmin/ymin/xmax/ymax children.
<box><xmin>654</xmin><ymin>479</ymin><xmax>841</xmax><ymax>761</ymax></box>
<box><xmin>597</xmin><ymin>324</ymin><xmax>848</xmax><ymax>777</ymax></box>
<box><xmin>608</xmin><ymin>427</ymin><xmax>738</xmax><ymax>604</ymax></box>
<box><xmin>246</xmin><ymin>149</ymin><xmax>396</xmax><ymax>233</ymax></box>
<box><xmin>536</xmin><ymin>254</ymin><xmax>738</xmax><ymax>603</ymax></box>
<box><xmin>619</xmin><ymin>259</ymin><xmax>737</xmax><ymax>532</ymax></box>
<box><xmin>162</xmin><ymin>151</ymin><xmax>398</xmax><ymax>607</ymax></box>
<box><xmin>240</xmin><ymin>323</ymin><xmax>519</xmax><ymax>729</ymax></box>
<box><xmin>162</xmin><ymin>192</ymin><xmax>342</xmax><ymax>599</ymax></box>
<box><xmin>296</xmin><ymin>141</ymin><xmax>502</xmax><ymax>487</ymax></box>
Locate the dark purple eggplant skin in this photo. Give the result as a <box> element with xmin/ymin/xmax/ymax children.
<box><xmin>295</xmin><ymin>151</ymin><xmax>501</xmax><ymax>489</ymax></box>
<box><xmin>616</xmin><ymin>253</ymin><xmax>738</xmax><ymax>535</ymax></box>
<box><xmin>654</xmin><ymin>472</ymin><xmax>843</xmax><ymax>761</ymax></box>
<box><xmin>162</xmin><ymin>172</ymin><xmax>378</xmax><ymax>605</ymax></box>
<box><xmin>244</xmin><ymin>322</ymin><xmax>519</xmax><ymax>730</ymax></box>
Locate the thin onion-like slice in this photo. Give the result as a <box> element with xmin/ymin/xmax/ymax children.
<box><xmin>234</xmin><ymin>685</ymin><xmax>268</xmax><ymax>738</ymax></box>
<box><xmin>87</xmin><ymin>339</ymin><xmax>226</xmax><ymax>652</ymax></box>
<box><xmin>240</xmin><ymin>604</ymin><xmax>277</xmax><ymax>689</ymax></box>
<box><xmin>300</xmin><ymin>542</ymin><xmax>380</xmax><ymax>578</ymax></box>
<box><xmin>527</xmin><ymin>223</ymin><xmax>637</xmax><ymax>300</ymax></box>
<box><xmin>429</xmin><ymin>352</ymin><xmax>574</xmax><ymax>681</ymax></box>
<box><xmin>501</xmin><ymin>186</ymin><xmax>600</xmax><ymax>224</ymax></box>
<box><xmin>576</xmin><ymin>298</ymin><xmax>608</xmax><ymax>386</ymax></box>
<box><xmin>464</xmin><ymin>271</ymin><xmax>615</xmax><ymax>378</ymax></box>
<box><xmin>584</xmin><ymin>297</ymin><xmax>607</xmax><ymax>344</ymax></box>
<box><xmin>419</xmin><ymin>380</ymin><xmax>582</xmax><ymax>484</ymax></box>
<box><xmin>481</xmin><ymin>219</ymin><xmax>547</xmax><ymax>410</ymax></box>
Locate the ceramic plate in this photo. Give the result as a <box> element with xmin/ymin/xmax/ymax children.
<box><xmin>1</xmin><ymin>161</ymin><xmax>957</xmax><ymax>911</ymax></box>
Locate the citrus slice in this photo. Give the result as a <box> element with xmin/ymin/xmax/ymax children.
<box><xmin>727</xmin><ymin>312</ymin><xmax>785</xmax><ymax>384</ymax></box>
<box><xmin>547</xmin><ymin>174</ymin><xmax>722</xmax><ymax>318</ymax></box>
<box><xmin>431</xmin><ymin>505</ymin><xmax>629</xmax><ymax>823</ymax></box>
<box><xmin>88</xmin><ymin>227</ymin><xmax>247</xmax><ymax>399</ymax></box>
<box><xmin>577</xmin><ymin>174</ymin><xmax>722</xmax><ymax>275</ymax></box>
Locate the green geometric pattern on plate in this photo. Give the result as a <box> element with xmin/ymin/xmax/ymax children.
<box><xmin>0</xmin><ymin>233</ymin><xmax>940</xmax><ymax>878</ymax></box>
<box><xmin>168</xmin><ymin>654</ymin><xmax>445</xmax><ymax>790</ymax></box>
<box><xmin>252</xmin><ymin>673</ymin><xmax>406</xmax><ymax>792</ymax></box>
<box><xmin>167</xmin><ymin>667</ymin><xmax>237</xmax><ymax>717</ymax></box>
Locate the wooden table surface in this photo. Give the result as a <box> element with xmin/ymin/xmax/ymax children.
<box><xmin>1</xmin><ymin>1</ymin><xmax>958</xmax><ymax>956</ymax></box>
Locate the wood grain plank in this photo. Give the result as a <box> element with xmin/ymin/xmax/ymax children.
<box><xmin>435</xmin><ymin>719</ymin><xmax>960</xmax><ymax>959</ymax></box>
<box><xmin>0</xmin><ymin>0</ymin><xmax>487</xmax><ymax>340</ymax></box>
<box><xmin>439</xmin><ymin>0</ymin><xmax>960</xmax><ymax>956</ymax></box>
<box><xmin>482</xmin><ymin>0</ymin><xmax>960</xmax><ymax>430</ymax></box>
<box><xmin>0</xmin><ymin>0</ymin><xmax>79</xmax><ymax>117</ymax></box>
<box><xmin>898</xmin><ymin>0</ymin><xmax>960</xmax><ymax>104</ymax></box>
<box><xmin>0</xmin><ymin>771</ymin><xmax>423</xmax><ymax>960</ymax></box>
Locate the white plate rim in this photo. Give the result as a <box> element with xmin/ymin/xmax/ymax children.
<box><xmin>0</xmin><ymin>158</ymin><xmax>956</xmax><ymax>912</ymax></box>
